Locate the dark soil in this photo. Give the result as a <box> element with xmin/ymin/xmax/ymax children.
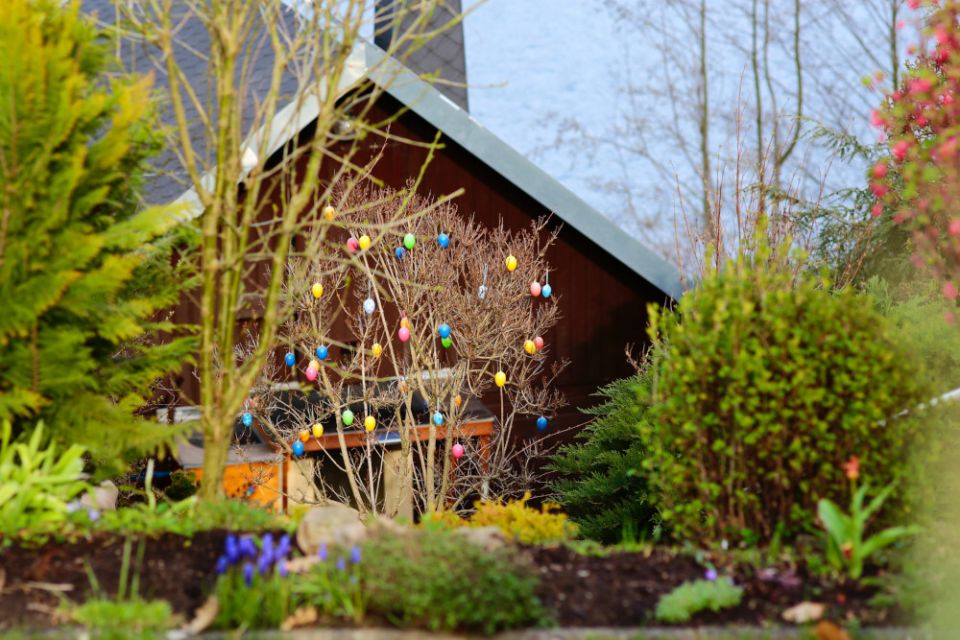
<box><xmin>524</xmin><ymin>544</ymin><xmax>901</xmax><ymax>627</ymax></box>
<box><xmin>0</xmin><ymin>531</ymin><xmax>227</xmax><ymax>630</ymax></box>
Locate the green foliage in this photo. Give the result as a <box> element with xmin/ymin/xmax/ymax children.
<box><xmin>645</xmin><ymin>253</ymin><xmax>928</xmax><ymax>545</ymax></box>
<box><xmin>818</xmin><ymin>482</ymin><xmax>921</xmax><ymax>580</ymax></box>
<box><xmin>359</xmin><ymin>527</ymin><xmax>550</xmax><ymax>634</ymax></box>
<box><xmin>0</xmin><ymin>0</ymin><xmax>196</xmax><ymax>475</ymax></box>
<box><xmin>549</xmin><ymin>373</ymin><xmax>659</xmax><ymax>543</ymax></box>
<box><xmin>96</xmin><ymin>497</ymin><xmax>294</xmax><ymax>537</ymax></box>
<box><xmin>654</xmin><ymin>578</ymin><xmax>743</xmax><ymax>623</ymax></box>
<box><xmin>424</xmin><ymin>492</ymin><xmax>577</xmax><ymax>545</ymax></box>
<box><xmin>214</xmin><ymin>563</ymin><xmax>293</xmax><ymax>630</ymax></box>
<box><xmin>0</xmin><ymin>420</ymin><xmax>89</xmax><ymax>536</ymax></box>
<box><xmin>71</xmin><ymin>599</ymin><xmax>172</xmax><ymax>639</ymax></box>
<box><xmin>292</xmin><ymin>547</ymin><xmax>365</xmax><ymax>622</ymax></box>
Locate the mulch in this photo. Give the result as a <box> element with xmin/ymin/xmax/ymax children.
<box><xmin>0</xmin><ymin>532</ymin><xmax>901</xmax><ymax>631</ymax></box>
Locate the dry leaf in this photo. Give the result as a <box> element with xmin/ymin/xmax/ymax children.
<box><xmin>815</xmin><ymin>620</ymin><xmax>851</xmax><ymax>640</ymax></box>
<box><xmin>280</xmin><ymin>606</ymin><xmax>318</xmax><ymax>631</ymax></box>
<box><xmin>184</xmin><ymin>595</ymin><xmax>218</xmax><ymax>635</ymax></box>
<box><xmin>783</xmin><ymin>601</ymin><xmax>825</xmax><ymax>624</ymax></box>
<box><xmin>284</xmin><ymin>556</ymin><xmax>320</xmax><ymax>575</ymax></box>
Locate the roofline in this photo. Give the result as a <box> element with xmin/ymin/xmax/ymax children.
<box><xmin>168</xmin><ymin>40</ymin><xmax>684</xmax><ymax>300</ymax></box>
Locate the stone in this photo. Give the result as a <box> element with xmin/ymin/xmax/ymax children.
<box><xmin>296</xmin><ymin>503</ymin><xmax>365</xmax><ymax>554</ymax></box>
<box><xmin>783</xmin><ymin>601</ymin><xmax>825</xmax><ymax>624</ymax></box>
<box><xmin>80</xmin><ymin>480</ymin><xmax>118</xmax><ymax>512</ymax></box>
<box><xmin>452</xmin><ymin>526</ymin><xmax>509</xmax><ymax>551</ymax></box>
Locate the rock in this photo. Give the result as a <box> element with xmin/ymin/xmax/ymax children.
<box><xmin>815</xmin><ymin>620</ymin><xmax>851</xmax><ymax>640</ymax></box>
<box><xmin>783</xmin><ymin>601</ymin><xmax>825</xmax><ymax>624</ymax></box>
<box><xmin>296</xmin><ymin>503</ymin><xmax>365</xmax><ymax>554</ymax></box>
<box><xmin>453</xmin><ymin>526</ymin><xmax>509</xmax><ymax>551</ymax></box>
<box><xmin>80</xmin><ymin>480</ymin><xmax>118</xmax><ymax>512</ymax></box>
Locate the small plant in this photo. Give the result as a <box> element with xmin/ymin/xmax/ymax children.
<box><xmin>292</xmin><ymin>544</ymin><xmax>365</xmax><ymax>623</ymax></box>
<box><xmin>426</xmin><ymin>492</ymin><xmax>576</xmax><ymax>544</ymax></box>
<box><xmin>655</xmin><ymin>577</ymin><xmax>743</xmax><ymax>623</ymax></box>
<box><xmin>213</xmin><ymin>533</ymin><xmax>295</xmax><ymax>629</ymax></box>
<box><xmin>359</xmin><ymin>527</ymin><xmax>549</xmax><ymax>633</ymax></box>
<box><xmin>817</xmin><ymin>457</ymin><xmax>921</xmax><ymax>580</ymax></box>
<box><xmin>0</xmin><ymin>420</ymin><xmax>89</xmax><ymax>536</ymax></box>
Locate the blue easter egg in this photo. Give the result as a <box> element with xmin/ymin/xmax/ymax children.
<box><xmin>284</xmin><ymin>352</ymin><xmax>296</xmax><ymax>367</ymax></box>
<box><xmin>292</xmin><ymin>440</ymin><xmax>305</xmax><ymax>456</ymax></box>
<box><xmin>437</xmin><ymin>323</ymin><xmax>451</xmax><ymax>339</ymax></box>
<box><xmin>437</xmin><ymin>233</ymin><xmax>450</xmax><ymax>249</ymax></box>
<box><xmin>536</xmin><ymin>416</ymin><xmax>548</xmax><ymax>431</ymax></box>
<box><xmin>242</xmin><ymin>412</ymin><xmax>253</xmax><ymax>427</ymax></box>
<box><xmin>432</xmin><ymin>411</ymin><xmax>444</xmax><ymax>426</ymax></box>
<box><xmin>395</xmin><ymin>246</ymin><xmax>406</xmax><ymax>259</ymax></box>
<box><xmin>363</xmin><ymin>298</ymin><xmax>376</xmax><ymax>314</ymax></box>
<box><xmin>316</xmin><ymin>345</ymin><xmax>329</xmax><ymax>360</ymax></box>
<box><xmin>542</xmin><ymin>284</ymin><xmax>553</xmax><ymax>298</ymax></box>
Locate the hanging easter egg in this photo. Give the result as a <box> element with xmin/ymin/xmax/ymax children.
<box><xmin>395</xmin><ymin>246</ymin><xmax>406</xmax><ymax>259</ymax></box>
<box><xmin>495</xmin><ymin>370</ymin><xmax>507</xmax><ymax>387</ymax></box>
<box><xmin>432</xmin><ymin>411</ymin><xmax>444</xmax><ymax>426</ymax></box>
<box><xmin>400</xmin><ymin>317</ymin><xmax>410</xmax><ymax>330</ymax></box>
<box><xmin>534</xmin><ymin>336</ymin><xmax>545</xmax><ymax>350</ymax></box>
<box><xmin>242</xmin><ymin>412</ymin><xmax>253</xmax><ymax>427</ymax></box>
<box><xmin>441</xmin><ymin>336</ymin><xmax>453</xmax><ymax>349</ymax></box>
<box><xmin>341</xmin><ymin>409</ymin><xmax>355</xmax><ymax>426</ymax></box>
<box><xmin>371</xmin><ymin>343</ymin><xmax>383</xmax><ymax>358</ymax></box>
<box><xmin>454</xmin><ymin>394</ymin><xmax>463</xmax><ymax>408</ymax></box>
<box><xmin>542</xmin><ymin>283</ymin><xmax>553</xmax><ymax>298</ymax></box>
<box><xmin>358</xmin><ymin>234</ymin><xmax>371</xmax><ymax>251</ymax></box>
<box><xmin>524</xmin><ymin>339</ymin><xmax>537</xmax><ymax>355</ymax></box>
<box><xmin>311</xmin><ymin>282</ymin><xmax>324</xmax><ymax>299</ymax></box>
<box><xmin>437</xmin><ymin>323</ymin><xmax>451</xmax><ymax>339</ymax></box>
<box><xmin>309</xmin><ymin>359</ymin><xmax>320</xmax><ymax>370</ymax></box>
<box><xmin>364</xmin><ymin>415</ymin><xmax>377</xmax><ymax>432</ymax></box>
<box><xmin>284</xmin><ymin>352</ymin><xmax>296</xmax><ymax>367</ymax></box>
<box><xmin>292</xmin><ymin>440</ymin><xmax>305</xmax><ymax>457</ymax></box>
<box><xmin>398</xmin><ymin>327</ymin><xmax>411</xmax><ymax>342</ymax></box>
<box><xmin>312</xmin><ymin>423</ymin><xmax>324</xmax><ymax>438</ymax></box>
<box><xmin>403</xmin><ymin>233</ymin><xmax>416</xmax><ymax>250</ymax></box>
<box><xmin>530</xmin><ymin>281</ymin><xmax>542</xmax><ymax>297</ymax></box>
<box><xmin>452</xmin><ymin>443</ymin><xmax>464</xmax><ymax>460</ymax></box>
<box><xmin>478</xmin><ymin>284</ymin><xmax>488</xmax><ymax>300</ymax></box>
<box><xmin>505</xmin><ymin>255</ymin><xmax>518</xmax><ymax>272</ymax></box>
<box><xmin>536</xmin><ymin>416</ymin><xmax>548</xmax><ymax>431</ymax></box>
<box><xmin>363</xmin><ymin>298</ymin><xmax>376</xmax><ymax>315</ymax></box>
<box><xmin>305</xmin><ymin>366</ymin><xmax>318</xmax><ymax>381</ymax></box>
<box><xmin>437</xmin><ymin>233</ymin><xmax>450</xmax><ymax>249</ymax></box>
<box><xmin>323</xmin><ymin>205</ymin><xmax>336</xmax><ymax>221</ymax></box>
<box><xmin>316</xmin><ymin>345</ymin><xmax>329</xmax><ymax>361</ymax></box>
<box><xmin>346</xmin><ymin>237</ymin><xmax>359</xmax><ymax>253</ymax></box>
<box><xmin>299</xmin><ymin>429</ymin><xmax>310</xmax><ymax>442</ymax></box>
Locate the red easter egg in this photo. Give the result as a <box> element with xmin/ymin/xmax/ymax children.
<box><xmin>534</xmin><ymin>336</ymin><xmax>545</xmax><ymax>350</ymax></box>
<box><xmin>398</xmin><ymin>327</ymin><xmax>411</xmax><ymax>342</ymax></box>
<box><xmin>452</xmin><ymin>443</ymin><xmax>464</xmax><ymax>460</ymax></box>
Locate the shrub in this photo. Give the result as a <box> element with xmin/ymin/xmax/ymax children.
<box><xmin>359</xmin><ymin>527</ymin><xmax>549</xmax><ymax>633</ymax></box>
<box><xmin>426</xmin><ymin>493</ymin><xmax>577</xmax><ymax>545</ymax></box>
<box><xmin>549</xmin><ymin>373</ymin><xmax>659</xmax><ymax>543</ymax></box>
<box><xmin>655</xmin><ymin>578</ymin><xmax>743</xmax><ymax>623</ymax></box>
<box><xmin>645</xmin><ymin>254</ymin><xmax>928</xmax><ymax>545</ymax></box>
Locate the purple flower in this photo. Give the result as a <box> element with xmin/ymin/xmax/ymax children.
<box><xmin>66</xmin><ymin>500</ymin><xmax>82</xmax><ymax>514</ymax></box>
<box><xmin>336</xmin><ymin>557</ymin><xmax>346</xmax><ymax>572</ymax></box>
<box><xmin>243</xmin><ymin>562</ymin><xmax>254</xmax><ymax>586</ymax></box>
<box><xmin>261</xmin><ymin>533</ymin><xmax>275</xmax><ymax>561</ymax></box>
<box><xmin>350</xmin><ymin>545</ymin><xmax>362</xmax><ymax>565</ymax></box>
<box><xmin>216</xmin><ymin>556</ymin><xmax>229</xmax><ymax>575</ymax></box>
<box><xmin>705</xmin><ymin>568</ymin><xmax>718</xmax><ymax>581</ymax></box>
<box><xmin>278</xmin><ymin>561</ymin><xmax>289</xmax><ymax>578</ymax></box>
<box><xmin>239</xmin><ymin>536</ymin><xmax>257</xmax><ymax>559</ymax></box>
<box><xmin>276</xmin><ymin>534</ymin><xmax>291</xmax><ymax>560</ymax></box>
<box><xmin>87</xmin><ymin>508</ymin><xmax>100</xmax><ymax>522</ymax></box>
<box><xmin>225</xmin><ymin>534</ymin><xmax>239</xmax><ymax>563</ymax></box>
<box><xmin>257</xmin><ymin>554</ymin><xmax>272</xmax><ymax>576</ymax></box>
<box><xmin>316</xmin><ymin>544</ymin><xmax>328</xmax><ymax>562</ymax></box>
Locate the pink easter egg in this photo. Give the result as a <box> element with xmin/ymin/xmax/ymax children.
<box><xmin>530</xmin><ymin>282</ymin><xmax>542</xmax><ymax>297</ymax></box>
<box><xmin>398</xmin><ymin>326</ymin><xmax>411</xmax><ymax>342</ymax></box>
<box><xmin>452</xmin><ymin>443</ymin><xmax>464</xmax><ymax>460</ymax></box>
<box><xmin>346</xmin><ymin>237</ymin><xmax>359</xmax><ymax>253</ymax></box>
<box><xmin>534</xmin><ymin>336</ymin><xmax>545</xmax><ymax>350</ymax></box>
<box><xmin>305</xmin><ymin>366</ymin><xmax>318</xmax><ymax>381</ymax></box>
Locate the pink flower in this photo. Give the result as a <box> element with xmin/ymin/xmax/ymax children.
<box><xmin>944</xmin><ymin>281</ymin><xmax>958</xmax><ymax>300</ymax></box>
<box><xmin>908</xmin><ymin>0</ymin><xmax>921</xmax><ymax>9</ymax></box>
<box><xmin>893</xmin><ymin>140</ymin><xmax>910</xmax><ymax>162</ymax></box>
<box><xmin>949</xmin><ymin>219</ymin><xmax>960</xmax><ymax>236</ymax></box>
<box><xmin>873</xmin><ymin>162</ymin><xmax>888</xmax><ymax>179</ymax></box>
<box><xmin>909</xmin><ymin>77</ymin><xmax>934</xmax><ymax>96</ymax></box>
<box><xmin>870</xmin><ymin>182</ymin><xmax>889</xmax><ymax>198</ymax></box>
<box><xmin>870</xmin><ymin>109</ymin><xmax>886</xmax><ymax>129</ymax></box>
<box><xmin>842</xmin><ymin>456</ymin><xmax>860</xmax><ymax>481</ymax></box>
<box><xmin>871</xmin><ymin>202</ymin><xmax>884</xmax><ymax>218</ymax></box>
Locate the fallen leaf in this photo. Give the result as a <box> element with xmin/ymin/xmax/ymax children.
<box><xmin>783</xmin><ymin>601</ymin><xmax>825</xmax><ymax>624</ymax></box>
<box><xmin>815</xmin><ymin>620</ymin><xmax>851</xmax><ymax>640</ymax></box>
<box><xmin>281</xmin><ymin>606</ymin><xmax>318</xmax><ymax>631</ymax></box>
<box><xmin>184</xmin><ymin>595</ymin><xmax>218</xmax><ymax>635</ymax></box>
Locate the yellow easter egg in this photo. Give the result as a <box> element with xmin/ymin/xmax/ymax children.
<box><xmin>323</xmin><ymin>205</ymin><xmax>336</xmax><ymax>220</ymax></box>
<box><xmin>311</xmin><ymin>282</ymin><xmax>324</xmax><ymax>299</ymax></box>
<box><xmin>364</xmin><ymin>415</ymin><xmax>377</xmax><ymax>432</ymax></box>
<box><xmin>309</xmin><ymin>359</ymin><xmax>320</xmax><ymax>371</ymax></box>
<box><xmin>311</xmin><ymin>423</ymin><xmax>323</xmax><ymax>438</ymax></box>
<box><xmin>524</xmin><ymin>339</ymin><xmax>536</xmax><ymax>355</ymax></box>
<box><xmin>454</xmin><ymin>394</ymin><xmax>463</xmax><ymax>408</ymax></box>
<box><xmin>505</xmin><ymin>255</ymin><xmax>518</xmax><ymax>272</ymax></box>
<box><xmin>494</xmin><ymin>370</ymin><xmax>507</xmax><ymax>387</ymax></box>
<box><xmin>358</xmin><ymin>234</ymin><xmax>371</xmax><ymax>251</ymax></box>
<box><xmin>371</xmin><ymin>343</ymin><xmax>383</xmax><ymax>358</ymax></box>
<box><xmin>400</xmin><ymin>317</ymin><xmax>410</xmax><ymax>330</ymax></box>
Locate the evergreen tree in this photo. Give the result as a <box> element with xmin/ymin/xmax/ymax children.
<box><xmin>548</xmin><ymin>372</ymin><xmax>660</xmax><ymax>544</ymax></box>
<box><xmin>0</xmin><ymin>0</ymin><xmax>196</xmax><ymax>474</ymax></box>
